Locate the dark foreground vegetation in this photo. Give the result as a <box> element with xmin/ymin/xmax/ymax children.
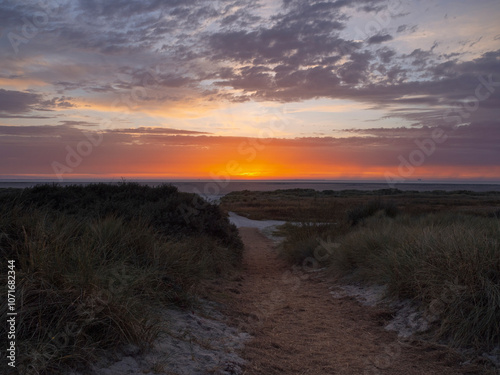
<box><xmin>222</xmin><ymin>189</ymin><xmax>500</xmax><ymax>356</ymax></box>
<box><xmin>0</xmin><ymin>183</ymin><xmax>243</xmax><ymax>374</ymax></box>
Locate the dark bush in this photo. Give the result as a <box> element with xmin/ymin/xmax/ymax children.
<box><xmin>346</xmin><ymin>200</ymin><xmax>399</xmax><ymax>225</ymax></box>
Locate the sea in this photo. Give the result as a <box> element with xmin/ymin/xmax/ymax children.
<box><xmin>1</xmin><ymin>179</ymin><xmax>500</xmax><ymax>202</ymax></box>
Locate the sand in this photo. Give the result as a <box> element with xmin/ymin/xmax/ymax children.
<box><xmin>69</xmin><ymin>217</ymin><xmax>494</xmax><ymax>374</ymax></box>
<box><xmin>69</xmin><ymin>302</ymin><xmax>249</xmax><ymax>375</ymax></box>
<box><xmin>219</xmin><ymin>227</ymin><xmax>487</xmax><ymax>374</ymax></box>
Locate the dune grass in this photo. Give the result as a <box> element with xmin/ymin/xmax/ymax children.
<box><xmin>224</xmin><ymin>189</ymin><xmax>500</xmax><ymax>353</ymax></box>
<box><xmin>324</xmin><ymin>213</ymin><xmax>500</xmax><ymax>351</ymax></box>
<box><xmin>277</xmin><ymin>204</ymin><xmax>500</xmax><ymax>352</ymax></box>
<box><xmin>0</xmin><ymin>183</ymin><xmax>243</xmax><ymax>374</ymax></box>
<box><xmin>221</xmin><ymin>188</ymin><xmax>500</xmax><ymax>221</ymax></box>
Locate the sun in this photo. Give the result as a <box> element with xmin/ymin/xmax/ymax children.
<box><xmin>233</xmin><ymin>166</ymin><xmax>267</xmax><ymax>178</ymax></box>
<box><xmin>237</xmin><ymin>171</ymin><xmax>262</xmax><ymax>177</ymax></box>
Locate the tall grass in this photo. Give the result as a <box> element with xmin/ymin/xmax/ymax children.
<box><xmin>0</xmin><ymin>183</ymin><xmax>243</xmax><ymax>373</ymax></box>
<box><xmin>326</xmin><ymin>214</ymin><xmax>500</xmax><ymax>350</ymax></box>
<box><xmin>276</xmin><ymin>222</ymin><xmax>350</xmax><ymax>265</ymax></box>
<box><xmin>279</xmin><ymin>209</ymin><xmax>500</xmax><ymax>351</ymax></box>
<box><xmin>221</xmin><ymin>188</ymin><xmax>500</xmax><ymax>221</ymax></box>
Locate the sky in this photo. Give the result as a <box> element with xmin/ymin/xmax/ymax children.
<box><xmin>0</xmin><ymin>0</ymin><xmax>499</xmax><ymax>182</ymax></box>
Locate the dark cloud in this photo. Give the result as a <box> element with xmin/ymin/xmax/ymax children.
<box><xmin>397</xmin><ymin>25</ymin><xmax>407</xmax><ymax>33</ymax></box>
<box><xmin>367</xmin><ymin>33</ymin><xmax>393</xmax><ymax>44</ymax></box>
<box><xmin>219</xmin><ymin>0</ymin><xmax>262</xmax><ymax>28</ymax></box>
<box><xmin>377</xmin><ymin>47</ymin><xmax>396</xmax><ymax>63</ymax></box>
<box><xmin>209</xmin><ymin>0</ymin><xmax>356</xmax><ymax>68</ymax></box>
<box><xmin>0</xmin><ymin>89</ymin><xmax>42</xmax><ymax>113</ymax></box>
<box><xmin>108</xmin><ymin>127</ymin><xmax>210</xmax><ymax>135</ymax></box>
<box><xmin>0</xmin><ymin>124</ymin><xmax>84</xmax><ymax>139</ymax></box>
<box><xmin>0</xmin><ymin>114</ymin><xmax>53</xmax><ymax>119</ymax></box>
<box><xmin>399</xmin><ymin>48</ymin><xmax>435</xmax><ymax>69</ymax></box>
<box><xmin>396</xmin><ymin>24</ymin><xmax>418</xmax><ymax>33</ymax></box>
<box><xmin>338</xmin><ymin>51</ymin><xmax>373</xmax><ymax>84</ymax></box>
<box><xmin>0</xmin><ymin>124</ymin><xmax>209</xmax><ymax>144</ymax></box>
<box><xmin>358</xmin><ymin>4</ymin><xmax>388</xmax><ymax>13</ymax></box>
<box><xmin>207</xmin><ymin>1</ymin><xmax>405</xmax><ymax>100</ymax></box>
<box><xmin>0</xmin><ymin>89</ymin><xmax>76</xmax><ymax>117</ymax></box>
<box><xmin>3</xmin><ymin>0</ymin><xmax>220</xmax><ymax>56</ymax></box>
<box><xmin>76</xmin><ymin>0</ymin><xmax>194</xmax><ymax>18</ymax></box>
<box><xmin>39</xmin><ymin>96</ymin><xmax>75</xmax><ymax>109</ymax></box>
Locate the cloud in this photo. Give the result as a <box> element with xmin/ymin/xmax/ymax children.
<box><xmin>376</xmin><ymin>47</ymin><xmax>396</xmax><ymax>63</ymax></box>
<box><xmin>338</xmin><ymin>51</ymin><xmax>372</xmax><ymax>84</ymax></box>
<box><xmin>367</xmin><ymin>33</ymin><xmax>393</xmax><ymax>44</ymax></box>
<box><xmin>2</xmin><ymin>121</ymin><xmax>499</xmax><ymax>178</ymax></box>
<box><xmin>4</xmin><ymin>0</ymin><xmax>487</xmax><ymax>115</ymax></box>
<box><xmin>358</xmin><ymin>4</ymin><xmax>388</xmax><ymax>13</ymax></box>
<box><xmin>0</xmin><ymin>124</ymin><xmax>202</xmax><ymax>136</ymax></box>
<box><xmin>396</xmin><ymin>24</ymin><xmax>417</xmax><ymax>33</ymax></box>
<box><xmin>0</xmin><ymin>89</ymin><xmax>76</xmax><ymax>117</ymax></box>
<box><xmin>0</xmin><ymin>89</ymin><xmax>42</xmax><ymax>113</ymax></box>
<box><xmin>58</xmin><ymin>121</ymin><xmax>100</xmax><ymax>127</ymax></box>
<box><xmin>0</xmin><ymin>114</ymin><xmax>53</xmax><ymax>119</ymax></box>
<box><xmin>108</xmin><ymin>126</ymin><xmax>211</xmax><ymax>135</ymax></box>
<box><xmin>1</xmin><ymin>0</ymin><xmax>499</xmax><ymax>179</ymax></box>
<box><xmin>397</xmin><ymin>25</ymin><xmax>407</xmax><ymax>32</ymax></box>
<box><xmin>39</xmin><ymin>96</ymin><xmax>75</xmax><ymax>109</ymax></box>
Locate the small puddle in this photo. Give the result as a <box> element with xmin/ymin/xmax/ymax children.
<box><xmin>228</xmin><ymin>212</ymin><xmax>288</xmax><ymax>243</ymax></box>
<box><xmin>228</xmin><ymin>211</ymin><xmax>287</xmax><ymax>229</ymax></box>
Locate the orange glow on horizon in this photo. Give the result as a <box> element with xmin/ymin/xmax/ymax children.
<box><xmin>3</xmin><ymin>130</ymin><xmax>500</xmax><ymax>182</ymax></box>
<box><xmin>10</xmin><ymin>164</ymin><xmax>500</xmax><ymax>182</ymax></box>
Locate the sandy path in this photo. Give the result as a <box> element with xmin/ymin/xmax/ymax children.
<box><xmin>223</xmin><ymin>227</ymin><xmax>483</xmax><ymax>375</ymax></box>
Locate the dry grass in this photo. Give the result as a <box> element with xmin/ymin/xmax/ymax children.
<box><xmin>223</xmin><ymin>188</ymin><xmax>500</xmax><ymax>354</ymax></box>
<box><xmin>324</xmin><ymin>213</ymin><xmax>500</xmax><ymax>351</ymax></box>
<box><xmin>220</xmin><ymin>188</ymin><xmax>500</xmax><ymax>222</ymax></box>
<box><xmin>0</xmin><ymin>183</ymin><xmax>243</xmax><ymax>374</ymax></box>
<box><xmin>228</xmin><ymin>228</ymin><xmax>488</xmax><ymax>375</ymax></box>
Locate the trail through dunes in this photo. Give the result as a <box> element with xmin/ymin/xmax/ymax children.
<box><xmin>222</xmin><ymin>227</ymin><xmax>485</xmax><ymax>375</ymax></box>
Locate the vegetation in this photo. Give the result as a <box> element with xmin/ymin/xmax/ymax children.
<box><xmin>325</xmin><ymin>213</ymin><xmax>500</xmax><ymax>351</ymax></box>
<box><xmin>0</xmin><ymin>183</ymin><xmax>243</xmax><ymax>374</ymax></box>
<box><xmin>223</xmin><ymin>189</ymin><xmax>500</xmax><ymax>353</ymax></box>
<box><xmin>220</xmin><ymin>188</ymin><xmax>500</xmax><ymax>222</ymax></box>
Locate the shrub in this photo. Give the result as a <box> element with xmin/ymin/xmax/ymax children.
<box><xmin>0</xmin><ymin>183</ymin><xmax>243</xmax><ymax>373</ymax></box>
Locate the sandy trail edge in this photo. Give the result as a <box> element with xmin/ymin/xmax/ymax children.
<box><xmin>221</xmin><ymin>227</ymin><xmax>486</xmax><ymax>375</ymax></box>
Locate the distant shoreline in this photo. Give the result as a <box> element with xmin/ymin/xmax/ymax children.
<box><xmin>2</xmin><ymin>179</ymin><xmax>500</xmax><ymax>193</ymax></box>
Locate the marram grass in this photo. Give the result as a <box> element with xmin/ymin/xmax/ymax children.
<box><xmin>0</xmin><ymin>183</ymin><xmax>243</xmax><ymax>374</ymax></box>
<box><xmin>279</xmin><ymin>209</ymin><xmax>500</xmax><ymax>352</ymax></box>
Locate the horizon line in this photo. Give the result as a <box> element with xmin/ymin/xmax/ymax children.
<box><xmin>2</xmin><ymin>177</ymin><xmax>500</xmax><ymax>185</ymax></box>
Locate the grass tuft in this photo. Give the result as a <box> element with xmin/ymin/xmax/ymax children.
<box><xmin>279</xmin><ymin>212</ymin><xmax>500</xmax><ymax>352</ymax></box>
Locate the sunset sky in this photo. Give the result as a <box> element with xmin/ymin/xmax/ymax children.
<box><xmin>1</xmin><ymin>0</ymin><xmax>499</xmax><ymax>181</ymax></box>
